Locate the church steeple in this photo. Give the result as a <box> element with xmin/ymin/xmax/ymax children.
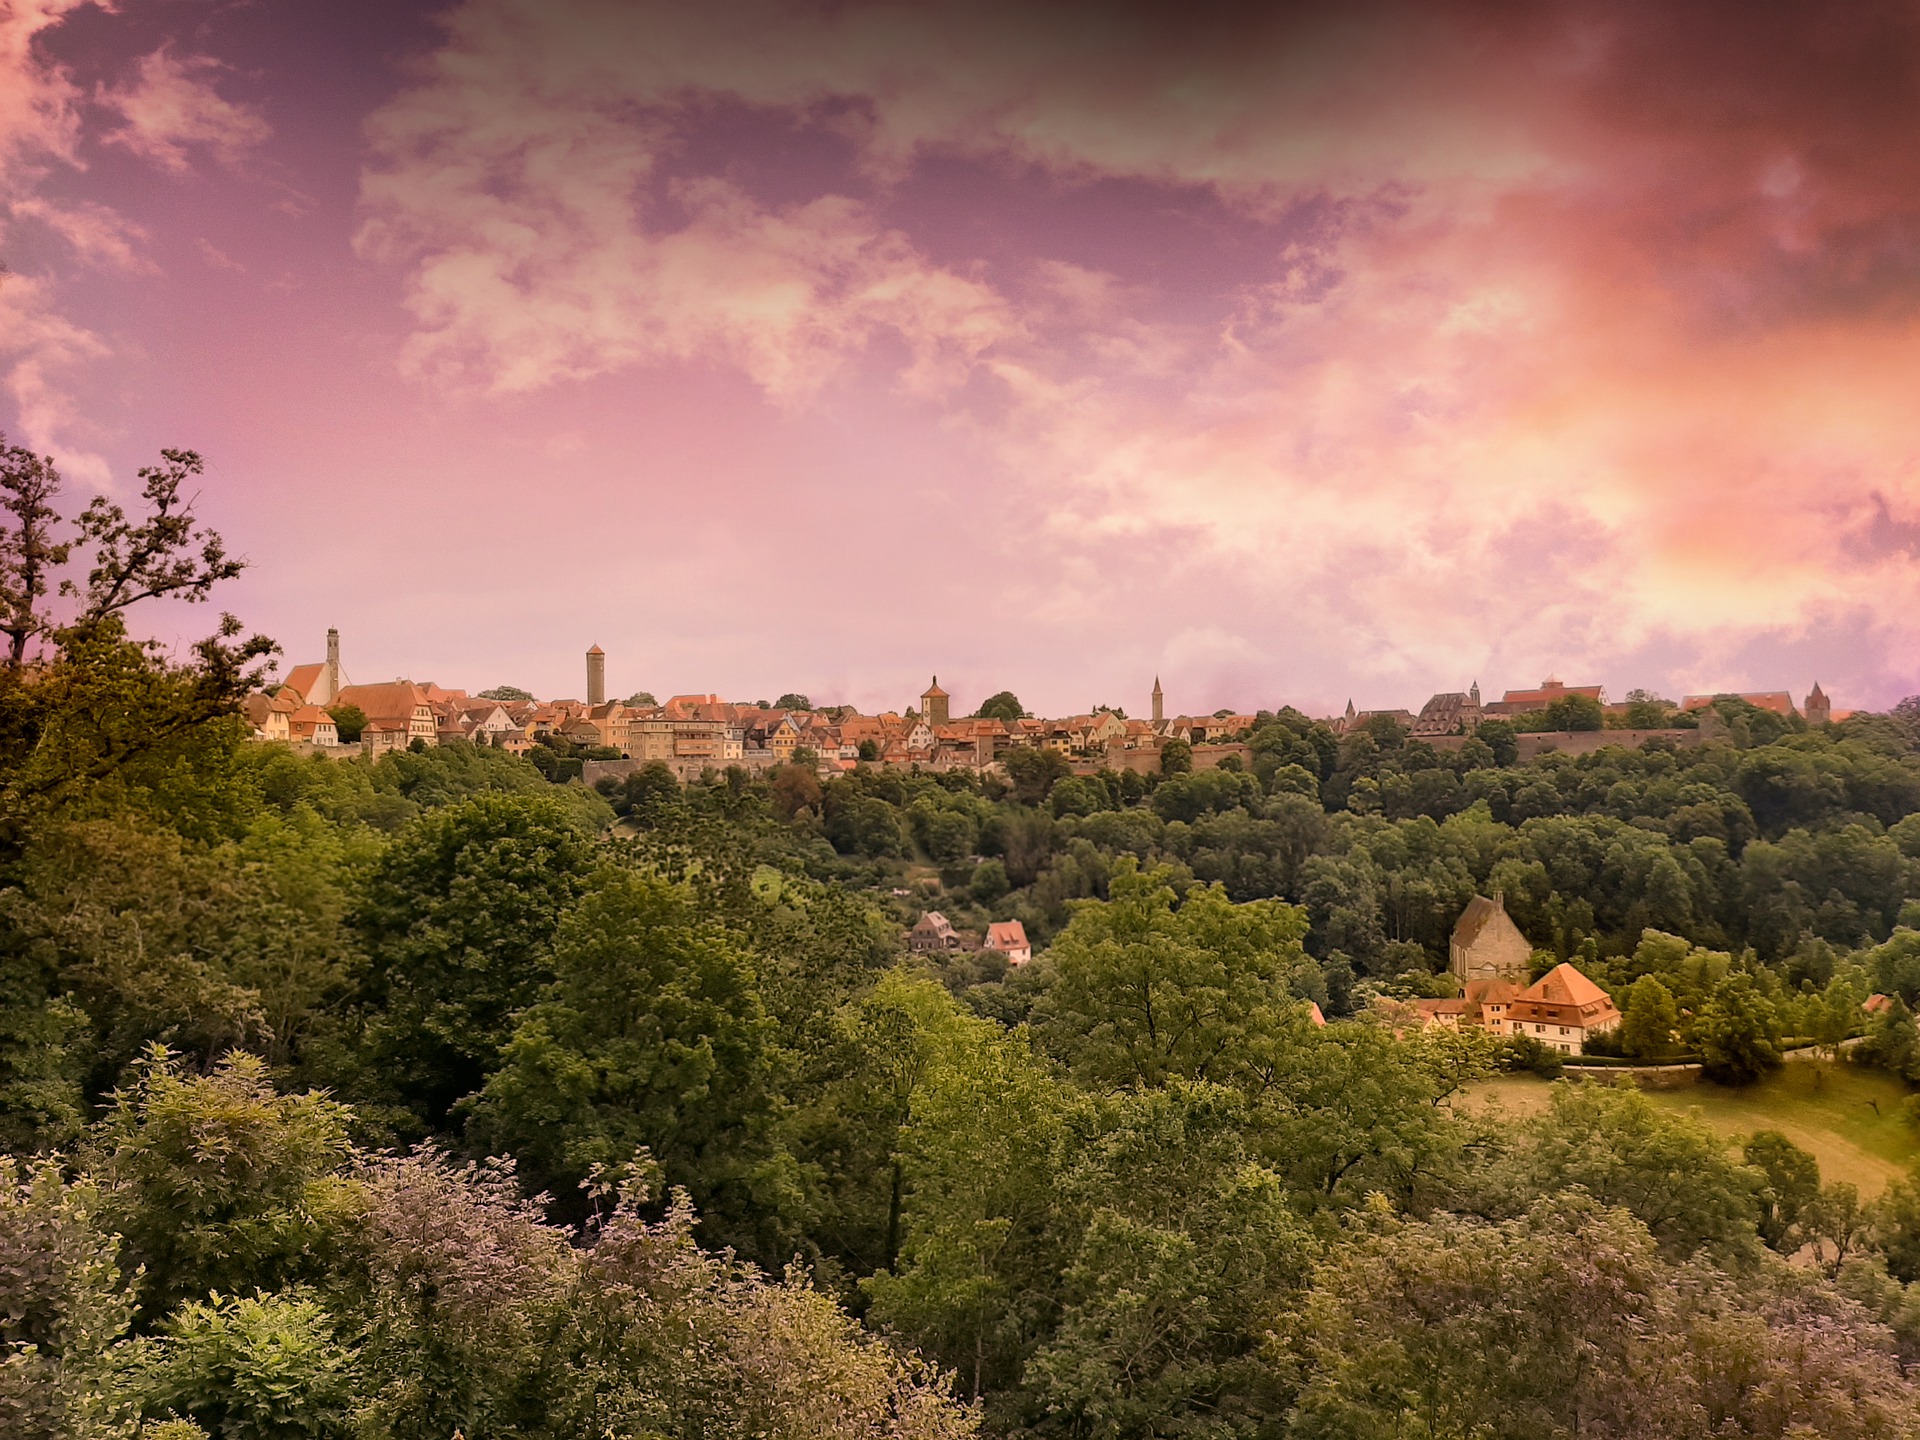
<box><xmin>1151</xmin><ymin>675</ymin><xmax>1164</xmax><ymax>725</ymax></box>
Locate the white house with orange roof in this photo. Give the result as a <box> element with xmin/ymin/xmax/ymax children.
<box><xmin>984</xmin><ymin>920</ymin><xmax>1032</xmax><ymax>965</ymax></box>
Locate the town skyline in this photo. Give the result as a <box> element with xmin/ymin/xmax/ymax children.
<box><xmin>271</xmin><ymin>627</ymin><xmax>1852</xmax><ymax>731</ymax></box>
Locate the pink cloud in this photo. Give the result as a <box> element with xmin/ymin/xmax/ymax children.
<box><xmin>97</xmin><ymin>46</ymin><xmax>271</xmax><ymax>174</ymax></box>
<box><xmin>336</xmin><ymin>0</ymin><xmax>1920</xmax><ymax>707</ymax></box>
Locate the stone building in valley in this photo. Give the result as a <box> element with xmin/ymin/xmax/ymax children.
<box><xmin>1449</xmin><ymin>891</ymin><xmax>1532</xmax><ymax>984</ymax></box>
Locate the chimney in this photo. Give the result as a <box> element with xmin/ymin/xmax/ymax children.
<box><xmin>324</xmin><ymin>628</ymin><xmax>340</xmax><ymax>705</ymax></box>
<box><xmin>1492</xmin><ymin>888</ymin><xmax>1505</xmax><ymax>910</ymax></box>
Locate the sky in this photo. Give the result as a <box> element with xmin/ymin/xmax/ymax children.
<box><xmin>3</xmin><ymin>0</ymin><xmax>1918</xmax><ymax>718</ymax></box>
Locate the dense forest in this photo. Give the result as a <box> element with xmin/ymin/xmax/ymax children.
<box><xmin>9</xmin><ymin>443</ymin><xmax>1920</xmax><ymax>1438</ymax></box>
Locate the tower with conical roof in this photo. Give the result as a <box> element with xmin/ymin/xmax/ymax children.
<box><xmin>1152</xmin><ymin>676</ymin><xmax>1164</xmax><ymax>725</ymax></box>
<box><xmin>586</xmin><ymin>644</ymin><xmax>606</xmax><ymax>706</ymax></box>
<box><xmin>1805</xmin><ymin>682</ymin><xmax>1830</xmax><ymax>726</ymax></box>
<box><xmin>920</xmin><ymin>676</ymin><xmax>950</xmax><ymax>727</ymax></box>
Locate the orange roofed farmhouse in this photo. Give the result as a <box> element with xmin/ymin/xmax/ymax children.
<box><xmin>1420</xmin><ymin>894</ymin><xmax>1622</xmax><ymax>1054</ymax></box>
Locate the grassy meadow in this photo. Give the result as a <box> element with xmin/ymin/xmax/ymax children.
<box><xmin>1466</xmin><ymin>1059</ymin><xmax>1919</xmax><ymax>1197</ymax></box>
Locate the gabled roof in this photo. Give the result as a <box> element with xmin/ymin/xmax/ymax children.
<box><xmin>284</xmin><ymin>663</ymin><xmax>325</xmax><ymax>702</ymax></box>
<box><xmin>1521</xmin><ymin>963</ymin><xmax>1613</xmax><ymax>1009</ymax></box>
<box><xmin>1452</xmin><ymin>895</ymin><xmax>1510</xmax><ymax>949</ymax></box>
<box><xmin>1501</xmin><ymin>681</ymin><xmax>1603</xmax><ymax>707</ymax></box>
<box><xmin>984</xmin><ymin>920</ymin><xmax>1028</xmax><ymax>951</ymax></box>
<box><xmin>333</xmin><ymin>681</ymin><xmax>431</xmax><ymax>723</ymax></box>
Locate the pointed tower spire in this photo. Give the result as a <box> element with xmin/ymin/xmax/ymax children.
<box><xmin>1151</xmin><ymin>675</ymin><xmax>1164</xmax><ymax>725</ymax></box>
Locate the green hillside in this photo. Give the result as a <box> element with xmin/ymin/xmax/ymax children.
<box><xmin>1469</xmin><ymin>1060</ymin><xmax>1919</xmax><ymax>1196</ymax></box>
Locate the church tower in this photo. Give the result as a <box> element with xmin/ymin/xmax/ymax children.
<box><xmin>920</xmin><ymin>676</ymin><xmax>950</xmax><ymax>727</ymax></box>
<box><xmin>1152</xmin><ymin>676</ymin><xmax>1164</xmax><ymax>725</ymax></box>
<box><xmin>587</xmin><ymin>644</ymin><xmax>606</xmax><ymax>706</ymax></box>
<box><xmin>1806</xmin><ymin>682</ymin><xmax>1831</xmax><ymax>726</ymax></box>
<box><xmin>319</xmin><ymin>627</ymin><xmax>342</xmax><ymax>706</ymax></box>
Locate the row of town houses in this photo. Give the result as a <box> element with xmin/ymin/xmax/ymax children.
<box><xmin>243</xmin><ymin>634</ymin><xmax>1266</xmax><ymax>777</ymax></box>
<box><xmin>243</xmin><ymin>633</ymin><xmax>1849</xmax><ymax>778</ymax></box>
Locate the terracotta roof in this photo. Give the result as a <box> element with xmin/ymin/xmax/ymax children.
<box><xmin>1501</xmin><ymin>682</ymin><xmax>1603</xmax><ymax>707</ymax></box>
<box><xmin>284</xmin><ymin>663</ymin><xmax>325</xmax><ymax>701</ymax></box>
<box><xmin>921</xmin><ymin>677</ymin><xmax>948</xmax><ymax>698</ymax></box>
<box><xmin>587</xmin><ymin>643</ymin><xmax>604</xmax><ymax>655</ymax></box>
<box><xmin>984</xmin><ymin>920</ymin><xmax>1028</xmax><ymax>952</ymax></box>
<box><xmin>1463</xmin><ymin>978</ymin><xmax>1520</xmax><ymax>1005</ymax></box>
<box><xmin>1521</xmin><ymin>963</ymin><xmax>1612</xmax><ymax>1009</ymax></box>
<box><xmin>333</xmin><ymin>681</ymin><xmax>430</xmax><ymax>724</ymax></box>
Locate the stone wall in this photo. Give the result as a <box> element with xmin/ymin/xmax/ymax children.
<box><xmin>1415</xmin><ymin>729</ymin><xmax>1699</xmax><ymax>759</ymax></box>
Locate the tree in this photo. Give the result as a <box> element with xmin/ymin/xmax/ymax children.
<box><xmin>1000</xmin><ymin>746</ymin><xmax>1069</xmax><ymax>806</ymax></box>
<box><xmin>464</xmin><ymin>871</ymin><xmax>785</xmax><ymax>1246</ymax></box>
<box><xmin>775</xmin><ymin>692</ymin><xmax>812</xmax><ymax>711</ymax></box>
<box><xmin>1501</xmin><ymin>1083</ymin><xmax>1757</xmax><ymax>1256</ymax></box>
<box><xmin>1291</xmin><ymin>1197</ymin><xmax>1691</xmax><ymax>1439</ymax></box>
<box><xmin>325</xmin><ymin>702</ymin><xmax>367</xmax><ymax>743</ymax></box>
<box><xmin>0</xmin><ymin>446</ymin><xmax>273</xmax><ymax>854</ymax></box>
<box><xmin>1619</xmin><ymin>975</ymin><xmax>1681</xmax><ymax>1057</ymax></box>
<box><xmin>1744</xmin><ymin>1130</ymin><xmax>1822</xmax><ymax>1251</ymax></box>
<box><xmin>974</xmin><ymin>691</ymin><xmax>1025</xmax><ymax>723</ymax></box>
<box><xmin>1692</xmin><ymin>972</ymin><xmax>1782</xmax><ymax>1085</ymax></box>
<box><xmin>478</xmin><ymin>685</ymin><xmax>534</xmax><ymax>703</ymax></box>
<box><xmin>624</xmin><ymin>690</ymin><xmax>657</xmax><ymax>706</ymax></box>
<box><xmin>1158</xmin><ymin>738</ymin><xmax>1192</xmax><ymax>775</ymax></box>
<box><xmin>858</xmin><ymin>739</ymin><xmax>879</xmax><ymax>762</ymax></box>
<box><xmin>769</xmin><ymin>763</ymin><xmax>822</xmax><ymax>819</ymax></box>
<box><xmin>84</xmin><ymin>1049</ymin><xmax>357</xmax><ymax>1323</ymax></box>
<box><xmin>1037</xmin><ymin>861</ymin><xmax>1315</xmax><ymax>1091</ymax></box>
<box><xmin>1475</xmin><ymin>718</ymin><xmax>1519</xmax><ymax>765</ymax></box>
<box><xmin>351</xmin><ymin>793</ymin><xmax>601</xmax><ymax>1129</ymax></box>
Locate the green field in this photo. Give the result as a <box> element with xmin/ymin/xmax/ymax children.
<box><xmin>1465</xmin><ymin>1059</ymin><xmax>1920</xmax><ymax>1198</ymax></box>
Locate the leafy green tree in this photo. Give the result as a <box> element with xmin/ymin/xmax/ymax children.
<box><xmin>464</xmin><ymin>870</ymin><xmax>787</xmax><ymax>1249</ymax></box>
<box><xmin>1038</xmin><ymin>862</ymin><xmax>1315</xmax><ymax>1091</ymax></box>
<box><xmin>1016</xmin><ymin>1082</ymin><xmax>1312</xmax><ymax>1437</ymax></box>
<box><xmin>1499</xmin><ymin>1082</ymin><xmax>1757</xmax><ymax>1256</ymax></box>
<box><xmin>1291</xmin><ymin>1196</ymin><xmax>1690</xmax><ymax>1439</ymax></box>
<box><xmin>325</xmin><ymin>703</ymin><xmax>366</xmax><ymax>744</ymax></box>
<box><xmin>1744</xmin><ymin>1130</ymin><xmax>1822</xmax><ymax>1251</ymax></box>
<box><xmin>865</xmin><ymin>1015</ymin><xmax>1068</xmax><ymax>1402</ymax></box>
<box><xmin>1158</xmin><ymin>738</ymin><xmax>1192</xmax><ymax>775</ymax></box>
<box><xmin>351</xmin><ymin>793</ymin><xmax>601</xmax><ymax>1129</ymax></box>
<box><xmin>797</xmin><ymin>972</ymin><xmax>975</xmax><ymax>1274</ymax></box>
<box><xmin>858</xmin><ymin>738</ymin><xmax>880</xmax><ymax>762</ymax></box>
<box><xmin>1000</xmin><ymin>747</ymin><xmax>1070</xmax><ymax>807</ymax></box>
<box><xmin>1619</xmin><ymin>974</ymin><xmax>1681</xmax><ymax>1057</ymax></box>
<box><xmin>0</xmin><ymin>1158</ymin><xmax>136</xmax><ymax>1439</ymax></box>
<box><xmin>84</xmin><ymin>1050</ymin><xmax>357</xmax><ymax>1324</ymax></box>
<box><xmin>1265</xmin><ymin>1024</ymin><xmax>1492</xmax><ymax>1206</ymax></box>
<box><xmin>128</xmin><ymin>1290</ymin><xmax>355</xmax><ymax>1439</ymax></box>
<box><xmin>1474</xmin><ymin>718</ymin><xmax>1519</xmax><ymax>765</ymax></box>
<box><xmin>0</xmin><ymin>445</ymin><xmax>272</xmax><ymax>856</ymax></box>
<box><xmin>974</xmin><ymin>692</ymin><xmax>1025</xmax><ymax>723</ymax></box>
<box><xmin>477</xmin><ymin>685</ymin><xmax>534</xmax><ymax>703</ymax></box>
<box><xmin>1692</xmin><ymin>972</ymin><xmax>1783</xmax><ymax>1085</ymax></box>
<box><xmin>969</xmin><ymin>858</ymin><xmax>1010</xmax><ymax>905</ymax></box>
<box><xmin>775</xmin><ymin>692</ymin><xmax>812</xmax><ymax>711</ymax></box>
